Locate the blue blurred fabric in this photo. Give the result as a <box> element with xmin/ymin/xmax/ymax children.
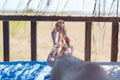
<box><xmin>0</xmin><ymin>61</ymin><xmax>51</xmax><ymax>80</ymax></box>
<box><xmin>0</xmin><ymin>61</ymin><xmax>120</xmax><ymax>80</ymax></box>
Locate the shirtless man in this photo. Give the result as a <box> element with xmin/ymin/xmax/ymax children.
<box><xmin>47</xmin><ymin>20</ymin><xmax>72</xmax><ymax>67</ymax></box>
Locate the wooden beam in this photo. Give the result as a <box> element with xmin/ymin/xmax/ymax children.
<box><xmin>3</xmin><ymin>21</ymin><xmax>10</xmax><ymax>61</ymax></box>
<box><xmin>0</xmin><ymin>15</ymin><xmax>120</xmax><ymax>22</ymax></box>
<box><xmin>111</xmin><ymin>19</ymin><xmax>119</xmax><ymax>62</ymax></box>
<box><xmin>31</xmin><ymin>21</ymin><xmax>37</xmax><ymax>60</ymax></box>
<box><xmin>85</xmin><ymin>22</ymin><xmax>92</xmax><ymax>61</ymax></box>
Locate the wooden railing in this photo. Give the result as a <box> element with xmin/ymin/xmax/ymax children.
<box><xmin>0</xmin><ymin>15</ymin><xmax>119</xmax><ymax>62</ymax></box>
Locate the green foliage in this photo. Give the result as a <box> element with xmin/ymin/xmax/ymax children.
<box><xmin>24</xmin><ymin>9</ymin><xmax>34</xmax><ymax>13</ymax></box>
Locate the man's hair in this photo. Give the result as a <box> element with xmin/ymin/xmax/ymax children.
<box><xmin>50</xmin><ymin>55</ymin><xmax>111</xmax><ymax>80</ymax></box>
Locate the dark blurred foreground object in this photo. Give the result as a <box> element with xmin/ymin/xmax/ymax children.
<box><xmin>47</xmin><ymin>20</ymin><xmax>73</xmax><ymax>67</ymax></box>
<box><xmin>50</xmin><ymin>55</ymin><xmax>111</xmax><ymax>80</ymax></box>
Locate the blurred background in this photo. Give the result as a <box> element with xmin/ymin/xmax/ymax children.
<box><xmin>0</xmin><ymin>0</ymin><xmax>120</xmax><ymax>61</ymax></box>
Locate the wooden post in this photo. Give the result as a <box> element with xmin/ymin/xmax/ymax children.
<box><xmin>3</xmin><ymin>21</ymin><xmax>10</xmax><ymax>61</ymax></box>
<box><xmin>111</xmin><ymin>19</ymin><xmax>119</xmax><ymax>62</ymax></box>
<box><xmin>85</xmin><ymin>22</ymin><xmax>92</xmax><ymax>61</ymax></box>
<box><xmin>31</xmin><ymin>21</ymin><xmax>37</xmax><ymax>60</ymax></box>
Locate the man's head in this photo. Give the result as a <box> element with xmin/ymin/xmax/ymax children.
<box><xmin>50</xmin><ymin>55</ymin><xmax>111</xmax><ymax>80</ymax></box>
<box><xmin>55</xmin><ymin>19</ymin><xmax>65</xmax><ymax>32</ymax></box>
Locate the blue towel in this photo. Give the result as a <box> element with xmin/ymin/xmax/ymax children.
<box><xmin>0</xmin><ymin>61</ymin><xmax>120</xmax><ymax>80</ymax></box>
<box><xmin>0</xmin><ymin>61</ymin><xmax>51</xmax><ymax>80</ymax></box>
